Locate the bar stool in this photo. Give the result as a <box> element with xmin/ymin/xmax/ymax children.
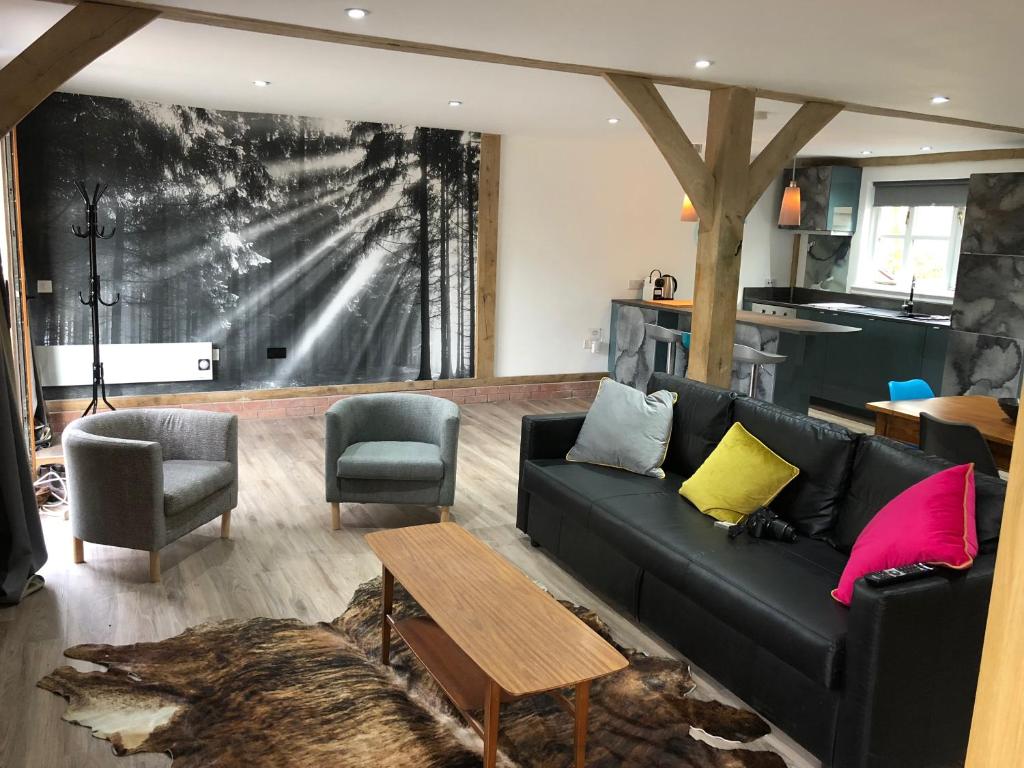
<box><xmin>733</xmin><ymin>343</ymin><xmax>788</xmax><ymax>398</ymax></box>
<box><xmin>677</xmin><ymin>332</ymin><xmax>787</xmax><ymax>398</ymax></box>
<box><xmin>644</xmin><ymin>324</ymin><xmax>684</xmax><ymax>374</ymax></box>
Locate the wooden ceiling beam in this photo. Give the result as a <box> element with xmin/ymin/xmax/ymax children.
<box><xmin>0</xmin><ymin>1</ymin><xmax>158</xmax><ymax>137</ymax></box>
<box><xmin>604</xmin><ymin>73</ymin><xmax>715</xmax><ymax>221</ymax></box>
<box><xmin>41</xmin><ymin>0</ymin><xmax>1024</xmax><ymax>137</ymax></box>
<box><xmin>802</xmin><ymin>147</ymin><xmax>1024</xmax><ymax>168</ymax></box>
<box><xmin>746</xmin><ymin>102</ymin><xmax>843</xmax><ymax>214</ymax></box>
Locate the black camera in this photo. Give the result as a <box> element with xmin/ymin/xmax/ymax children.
<box><xmin>728</xmin><ymin>507</ymin><xmax>796</xmax><ymax>543</ymax></box>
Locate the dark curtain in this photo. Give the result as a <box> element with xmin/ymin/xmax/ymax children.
<box><xmin>0</xmin><ymin>280</ymin><xmax>46</xmax><ymax>605</ymax></box>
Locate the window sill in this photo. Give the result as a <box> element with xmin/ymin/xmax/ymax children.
<box><xmin>849</xmin><ymin>284</ymin><xmax>954</xmax><ymax>305</ymax></box>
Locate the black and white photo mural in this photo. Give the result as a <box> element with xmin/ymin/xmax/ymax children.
<box><xmin>17</xmin><ymin>93</ymin><xmax>480</xmax><ymax>397</ymax></box>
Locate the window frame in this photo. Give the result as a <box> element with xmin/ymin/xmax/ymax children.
<box><xmin>861</xmin><ymin>203</ymin><xmax>964</xmax><ymax>295</ymax></box>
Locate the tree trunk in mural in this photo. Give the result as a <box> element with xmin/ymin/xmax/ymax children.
<box><xmin>415</xmin><ymin>129</ymin><xmax>433</xmax><ymax>382</ymax></box>
<box><xmin>439</xmin><ymin>148</ymin><xmax>453</xmax><ymax>381</ymax></box>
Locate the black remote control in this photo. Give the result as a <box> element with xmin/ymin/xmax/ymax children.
<box><xmin>864</xmin><ymin>563</ymin><xmax>934</xmax><ymax>587</ymax></box>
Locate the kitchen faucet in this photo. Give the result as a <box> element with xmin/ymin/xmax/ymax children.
<box><xmin>900</xmin><ymin>276</ymin><xmax>916</xmax><ymax>317</ymax></box>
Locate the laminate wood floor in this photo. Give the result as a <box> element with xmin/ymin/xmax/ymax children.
<box><xmin>1</xmin><ymin>399</ymin><xmax>818</xmax><ymax>768</ymax></box>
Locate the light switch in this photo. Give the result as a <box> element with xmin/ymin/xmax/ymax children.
<box><xmin>37</xmin><ymin>280</ymin><xmax>53</xmax><ymax>294</ymax></box>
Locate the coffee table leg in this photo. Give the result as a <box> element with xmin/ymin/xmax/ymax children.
<box><xmin>574</xmin><ymin>680</ymin><xmax>591</xmax><ymax>767</ymax></box>
<box><xmin>483</xmin><ymin>679</ymin><xmax>501</xmax><ymax>768</ymax></box>
<box><xmin>382</xmin><ymin>566</ymin><xmax>394</xmax><ymax>665</ymax></box>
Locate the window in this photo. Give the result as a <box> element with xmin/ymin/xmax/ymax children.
<box><xmin>864</xmin><ymin>204</ymin><xmax>964</xmax><ymax>293</ymax></box>
<box><xmin>857</xmin><ymin>178</ymin><xmax>968</xmax><ymax>296</ymax></box>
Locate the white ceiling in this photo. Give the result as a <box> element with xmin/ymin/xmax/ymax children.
<box><xmin>5</xmin><ymin>0</ymin><xmax>1024</xmax><ymax>157</ymax></box>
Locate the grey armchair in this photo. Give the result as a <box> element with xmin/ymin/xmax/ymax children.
<box><xmin>64</xmin><ymin>408</ymin><xmax>238</xmax><ymax>582</ymax></box>
<box><xmin>325</xmin><ymin>393</ymin><xmax>460</xmax><ymax>529</ymax></box>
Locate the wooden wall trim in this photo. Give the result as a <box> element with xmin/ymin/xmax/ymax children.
<box><xmin>0</xmin><ymin>2</ymin><xmax>158</xmax><ymax>137</ymax></box>
<box><xmin>965</xmin><ymin>412</ymin><xmax>1024</xmax><ymax>765</ymax></box>
<box><xmin>42</xmin><ymin>0</ymin><xmax>1024</xmax><ymax>137</ymax></box>
<box><xmin>475</xmin><ymin>134</ymin><xmax>500</xmax><ymax>379</ymax></box>
<box><xmin>43</xmin><ymin>371</ymin><xmax>605</xmax><ymax>412</ymax></box>
<box><xmin>800</xmin><ymin>147</ymin><xmax>1024</xmax><ymax>169</ymax></box>
<box><xmin>9</xmin><ymin>129</ymin><xmax>35</xmax><ymax>469</ymax></box>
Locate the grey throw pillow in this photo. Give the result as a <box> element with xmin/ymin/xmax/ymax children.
<box><xmin>566</xmin><ymin>377</ymin><xmax>677</xmax><ymax>478</ymax></box>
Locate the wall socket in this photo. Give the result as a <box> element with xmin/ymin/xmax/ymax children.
<box><xmin>37</xmin><ymin>280</ymin><xmax>53</xmax><ymax>294</ymax></box>
<box><xmin>627</xmin><ymin>279</ymin><xmax>644</xmax><ymax>291</ymax></box>
<box><xmin>584</xmin><ymin>328</ymin><xmax>604</xmax><ymax>354</ymax></box>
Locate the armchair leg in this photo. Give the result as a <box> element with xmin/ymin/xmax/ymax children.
<box><xmin>440</xmin><ymin>506</ymin><xmax>451</xmax><ymax>523</ymax></box>
<box><xmin>221</xmin><ymin>510</ymin><xmax>231</xmax><ymax>539</ymax></box>
<box><xmin>331</xmin><ymin>502</ymin><xmax>342</xmax><ymax>531</ymax></box>
<box><xmin>149</xmin><ymin>551</ymin><xmax>161</xmax><ymax>583</ymax></box>
<box><xmin>73</xmin><ymin>537</ymin><xmax>84</xmax><ymax>564</ymax></box>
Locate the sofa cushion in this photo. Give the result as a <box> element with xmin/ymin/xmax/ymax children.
<box><xmin>733</xmin><ymin>397</ymin><xmax>858</xmax><ymax>538</ymax></box>
<box><xmin>163</xmin><ymin>459</ymin><xmax>234</xmax><ymax>517</ymax></box>
<box><xmin>520</xmin><ymin>458</ymin><xmax>683</xmax><ymax>529</ymax></box>
<box><xmin>592</xmin><ymin>494</ymin><xmax>850</xmax><ymax>688</ymax></box>
<box><xmin>337</xmin><ymin>441</ymin><xmax>443</xmax><ymax>482</ymax></box>
<box><xmin>567</xmin><ymin>378</ymin><xmax>676</xmax><ymax>478</ymax></box>
<box><xmin>648</xmin><ymin>373</ymin><xmax>736</xmax><ymax>477</ymax></box>
<box><xmin>680</xmin><ymin>421</ymin><xmax>799</xmax><ymax>524</ymax></box>
<box><xmin>833</xmin><ymin>436</ymin><xmax>1005</xmax><ymax>554</ymax></box>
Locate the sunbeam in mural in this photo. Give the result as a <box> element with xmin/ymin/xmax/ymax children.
<box><xmin>17</xmin><ymin>93</ymin><xmax>480</xmax><ymax>398</ymax></box>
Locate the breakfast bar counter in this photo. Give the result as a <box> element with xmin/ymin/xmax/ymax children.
<box><xmin>609</xmin><ymin>299</ymin><xmax>860</xmax><ymax>414</ymax></box>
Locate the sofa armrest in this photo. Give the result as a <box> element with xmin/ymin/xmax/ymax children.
<box><xmin>516</xmin><ymin>412</ymin><xmax>587</xmax><ymax>531</ymax></box>
<box><xmin>324</xmin><ymin>399</ymin><xmax>358</xmax><ymax>502</ymax></box>
<box><xmin>435</xmin><ymin>403</ymin><xmax>461</xmax><ymax>507</ymax></box>
<box><xmin>65</xmin><ymin>431</ymin><xmax>165</xmax><ymax>550</ymax></box>
<box><xmin>834</xmin><ymin>556</ymin><xmax>994</xmax><ymax>768</ymax></box>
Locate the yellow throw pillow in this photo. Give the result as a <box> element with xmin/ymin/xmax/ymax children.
<box><xmin>679</xmin><ymin>422</ymin><xmax>799</xmax><ymax>524</ymax></box>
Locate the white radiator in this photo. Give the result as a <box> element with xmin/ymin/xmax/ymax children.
<box><xmin>34</xmin><ymin>342</ymin><xmax>214</xmax><ymax>386</ymax></box>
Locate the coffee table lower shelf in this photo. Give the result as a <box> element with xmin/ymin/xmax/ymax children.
<box><xmin>389</xmin><ymin>615</ymin><xmax>520</xmax><ymax>716</ymax></box>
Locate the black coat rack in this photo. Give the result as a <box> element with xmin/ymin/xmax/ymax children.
<box><xmin>72</xmin><ymin>181</ymin><xmax>119</xmax><ymax>417</ymax></box>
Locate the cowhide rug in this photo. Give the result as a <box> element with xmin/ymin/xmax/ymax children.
<box><xmin>39</xmin><ymin>578</ymin><xmax>787</xmax><ymax>767</ymax></box>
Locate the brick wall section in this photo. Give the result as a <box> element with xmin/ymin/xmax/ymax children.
<box><xmin>46</xmin><ymin>379</ymin><xmax>600</xmax><ymax>434</ymax></box>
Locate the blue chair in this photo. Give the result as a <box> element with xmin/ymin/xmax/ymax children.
<box><xmin>888</xmin><ymin>378</ymin><xmax>935</xmax><ymax>401</ymax></box>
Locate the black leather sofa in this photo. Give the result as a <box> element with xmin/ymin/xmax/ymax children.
<box><xmin>516</xmin><ymin>373</ymin><xmax>1006</xmax><ymax>768</ymax></box>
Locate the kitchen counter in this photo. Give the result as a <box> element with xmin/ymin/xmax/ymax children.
<box><xmin>613</xmin><ymin>299</ymin><xmax>861</xmax><ymax>335</ymax></box>
<box><xmin>609</xmin><ymin>299</ymin><xmax>860</xmax><ymax>414</ymax></box>
<box><xmin>744</xmin><ymin>297</ymin><xmax>952</xmax><ymax>328</ymax></box>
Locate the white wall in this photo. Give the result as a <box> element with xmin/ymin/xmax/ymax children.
<box><xmin>494</xmin><ymin>134</ymin><xmax>782</xmax><ymax>376</ymax></box>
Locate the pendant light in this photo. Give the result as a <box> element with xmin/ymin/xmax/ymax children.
<box><xmin>680</xmin><ymin>194</ymin><xmax>698</xmax><ymax>222</ymax></box>
<box><xmin>778</xmin><ymin>157</ymin><xmax>801</xmax><ymax>227</ymax></box>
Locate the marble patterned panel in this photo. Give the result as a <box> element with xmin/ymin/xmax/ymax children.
<box><xmin>941</xmin><ymin>329</ymin><xmax>1023</xmax><ymax>398</ymax></box>
<box><xmin>804</xmin><ymin>235</ymin><xmax>851</xmax><ymax>292</ymax></box>
<box><xmin>961</xmin><ymin>172</ymin><xmax>1024</xmax><ymax>256</ymax></box>
<box><xmin>673</xmin><ymin>324</ymin><xmax>781</xmax><ymax>401</ymax></box>
<box><xmin>611</xmin><ymin>305</ymin><xmax>658</xmax><ymax>391</ymax></box>
<box><xmin>951</xmin><ymin>252</ymin><xmax>1024</xmax><ymax>336</ymax></box>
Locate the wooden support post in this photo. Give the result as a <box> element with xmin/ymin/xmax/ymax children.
<box><xmin>475</xmin><ymin>134</ymin><xmax>500</xmax><ymax>379</ymax></box>
<box><xmin>965</xmin><ymin>414</ymin><xmax>1024</xmax><ymax>765</ymax></box>
<box><xmin>687</xmin><ymin>87</ymin><xmax>756</xmax><ymax>388</ymax></box>
<box><xmin>0</xmin><ymin>2</ymin><xmax>158</xmax><ymax>137</ymax></box>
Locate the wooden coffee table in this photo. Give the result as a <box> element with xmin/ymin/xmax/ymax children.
<box><xmin>365</xmin><ymin>523</ymin><xmax>628</xmax><ymax>767</ymax></box>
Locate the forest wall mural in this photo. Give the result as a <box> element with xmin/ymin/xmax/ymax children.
<box><xmin>17</xmin><ymin>93</ymin><xmax>480</xmax><ymax>397</ymax></box>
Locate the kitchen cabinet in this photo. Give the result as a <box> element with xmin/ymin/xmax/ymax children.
<box><xmin>795</xmin><ymin>307</ymin><xmax>948</xmax><ymax>411</ymax></box>
<box><xmin>779</xmin><ymin>165</ymin><xmax>863</xmax><ymax>234</ymax></box>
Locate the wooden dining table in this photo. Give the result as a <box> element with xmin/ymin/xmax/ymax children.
<box><xmin>866</xmin><ymin>395</ymin><xmax>1016</xmax><ymax>471</ymax></box>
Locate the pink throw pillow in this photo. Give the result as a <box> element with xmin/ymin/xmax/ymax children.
<box><xmin>832</xmin><ymin>464</ymin><xmax>977</xmax><ymax>606</ymax></box>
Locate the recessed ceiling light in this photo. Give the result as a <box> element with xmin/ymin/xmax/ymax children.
<box><xmin>607</xmin><ymin>117</ymin><xmax>620</xmax><ymax>124</ymax></box>
<box><xmin>930</xmin><ymin>95</ymin><xmax>950</xmax><ymax>105</ymax></box>
<box><xmin>694</xmin><ymin>59</ymin><xmax>713</xmax><ymax>69</ymax></box>
<box><xmin>448</xmin><ymin>100</ymin><xmax>462</xmax><ymax>107</ymax></box>
<box><xmin>252</xmin><ymin>80</ymin><xmax>271</xmax><ymax>87</ymax></box>
<box><xmin>860</xmin><ymin>149</ymin><xmax>872</xmax><ymax>155</ymax></box>
<box><xmin>920</xmin><ymin>145</ymin><xmax>933</xmax><ymax>151</ymax></box>
<box><xmin>346</xmin><ymin>8</ymin><xmax>369</xmax><ymax>19</ymax></box>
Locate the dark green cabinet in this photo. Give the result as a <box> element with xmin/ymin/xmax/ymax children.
<box><xmin>779</xmin><ymin>165</ymin><xmax>863</xmax><ymax>234</ymax></box>
<box><xmin>795</xmin><ymin>307</ymin><xmax>948</xmax><ymax>410</ymax></box>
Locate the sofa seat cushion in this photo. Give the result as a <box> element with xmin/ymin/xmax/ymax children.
<box><xmin>337</xmin><ymin>441</ymin><xmax>443</xmax><ymax>482</ymax></box>
<box><xmin>520</xmin><ymin>459</ymin><xmax>684</xmax><ymax>528</ymax></box>
<box><xmin>163</xmin><ymin>460</ymin><xmax>234</xmax><ymax>516</ymax></box>
<box><xmin>592</xmin><ymin>494</ymin><xmax>850</xmax><ymax>688</ymax></box>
